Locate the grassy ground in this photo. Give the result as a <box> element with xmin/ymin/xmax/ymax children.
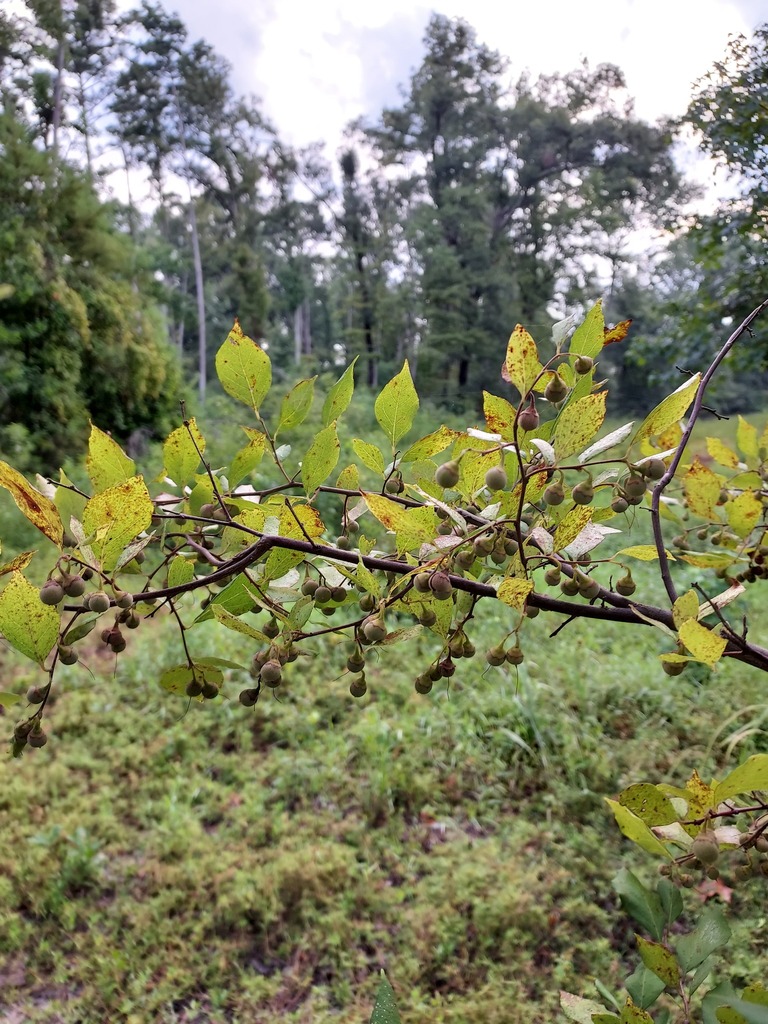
<box><xmin>1</xmin><ymin>398</ymin><xmax>768</xmax><ymax>1022</ymax></box>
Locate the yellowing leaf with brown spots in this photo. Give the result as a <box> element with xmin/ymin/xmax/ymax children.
<box><xmin>0</xmin><ymin>460</ymin><xmax>63</xmax><ymax>547</ymax></box>
<box><xmin>633</xmin><ymin>375</ymin><xmax>700</xmax><ymax>444</ymax></box>
<box><xmin>0</xmin><ymin>551</ymin><xmax>35</xmax><ymax>577</ymax></box>
<box><xmin>482</xmin><ymin>391</ymin><xmax>517</xmax><ymax>440</ymax></box>
<box><xmin>86</xmin><ymin>424</ymin><xmax>135</xmax><ymax>493</ymax></box>
<box><xmin>678</xmin><ymin>619</ymin><xmax>727</xmax><ymax>666</ymax></box>
<box><xmin>672</xmin><ymin>589</ymin><xmax>699</xmax><ymax>627</ymax></box>
<box><xmin>683</xmin><ymin>458</ymin><xmax>722</xmax><ymax>519</ymax></box>
<box><xmin>401</xmin><ymin>425</ymin><xmax>459</xmax><ymax>463</ymax></box>
<box><xmin>82</xmin><ymin>476</ymin><xmax>154</xmax><ymax>571</ymax></box>
<box><xmin>706</xmin><ymin>436</ymin><xmax>740</xmax><ymax>469</ymax></box>
<box><xmin>0</xmin><ymin>571</ymin><xmax>59</xmax><ymax>665</ymax></box>
<box><xmin>363</xmin><ymin>492</ymin><xmax>437</xmax><ymax>551</ymax></box>
<box><xmin>553</xmin><ymin>393</ymin><xmax>606</xmax><ymax>459</ymax></box>
<box><xmin>569</xmin><ymin>300</ymin><xmax>606</xmax><ymax>359</ymax></box>
<box><xmin>737</xmin><ymin>415</ymin><xmax>759</xmax><ymax>464</ymax></box>
<box><xmin>497</xmin><ymin>577</ymin><xmax>534</xmax><ymax>611</ymax></box>
<box><xmin>505</xmin><ymin>324</ymin><xmax>542</xmax><ymax>398</ymax></box>
<box><xmin>603</xmin><ymin>318</ymin><xmax>632</xmax><ymax>346</ymax></box>
<box><xmin>163</xmin><ymin>418</ymin><xmax>205</xmax><ymax>485</ymax></box>
<box><xmin>725</xmin><ymin>491</ymin><xmax>762</xmax><ymax>538</ymax></box>
<box><xmin>552</xmin><ymin>506</ymin><xmax>593</xmax><ymax>552</ymax></box>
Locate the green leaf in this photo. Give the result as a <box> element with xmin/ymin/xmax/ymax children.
<box><xmin>703</xmin><ymin>983</ymin><xmax>739</xmax><ymax>1024</ymax></box>
<box><xmin>625</xmin><ymin>964</ymin><xmax>666</xmax><ymax>1010</ymax></box>
<box><xmin>611</xmin><ymin>868</ymin><xmax>665</xmax><ymax>940</ymax></box>
<box><xmin>553</xmin><ymin>393</ymin><xmax>607</xmax><ymax>460</ymax></box>
<box><xmin>401</xmin><ymin>426</ymin><xmax>459</xmax><ymax>462</ymax></box>
<box><xmin>736</xmin><ymin>415</ymin><xmax>759</xmax><ymax>464</ymax></box>
<box><xmin>277</xmin><ymin>377</ymin><xmax>316</xmax><ymax>434</ymax></box>
<box><xmin>302</xmin><ymin>422</ymin><xmax>340</xmax><ymax>496</ymax></box>
<box><xmin>215</xmin><ymin>320</ymin><xmax>271</xmax><ymax>411</ymax></box>
<box><xmin>505</xmin><ymin>324</ymin><xmax>542</xmax><ymax>398</ymax></box>
<box><xmin>723</xmin><ymin>1002</ymin><xmax>768</xmax><ymax>1024</ymax></box>
<box><xmin>560</xmin><ymin>991</ymin><xmax>611</xmax><ymax>1023</ymax></box>
<box><xmin>375</xmin><ymin>361</ymin><xmax>419</xmax><ymax>447</ymax></box>
<box><xmin>229</xmin><ymin>428</ymin><xmax>268</xmax><ymax>489</ymax></box>
<box><xmin>163</xmin><ymin>419</ymin><xmax>205</xmax><ymax>485</ymax></box>
<box><xmin>632</xmin><ymin>375</ymin><xmax>700</xmax><ymax>444</ymax></box>
<box><xmin>159</xmin><ymin>663</ymin><xmax>223</xmax><ymax>700</ymax></box>
<box><xmin>55</xmin><ymin>469</ymin><xmax>86</xmax><ymax>536</ymax></box>
<box><xmin>82</xmin><ymin>476</ymin><xmax>154</xmax><ymax>572</ymax></box>
<box><xmin>168</xmin><ymin>556</ymin><xmax>195</xmax><ymax>590</ymax></box>
<box><xmin>592</xmin><ymin>1017</ymin><xmax>622</xmax><ymax>1024</ymax></box>
<box><xmin>369</xmin><ymin>973</ymin><xmax>400</xmax><ymax>1024</ymax></box>
<box><xmin>0</xmin><ymin>459</ymin><xmax>63</xmax><ymax>547</ymax></box>
<box><xmin>86</xmin><ymin>423</ymin><xmax>135</xmax><ymax>493</ymax></box>
<box><xmin>618</xmin><ymin>784</ymin><xmax>678</xmax><ymax>827</ymax></box>
<box><xmin>636</xmin><ymin>936</ymin><xmax>680</xmax><ymax>988</ymax></box>
<box><xmin>352</xmin><ymin>439</ymin><xmax>386</xmax><ymax>475</ymax></box>
<box><xmin>657</xmin><ymin>879</ymin><xmax>683</xmax><ymax>929</ymax></box>
<box><xmin>0</xmin><ymin>691</ymin><xmax>23</xmax><ymax>707</ymax></box>
<box><xmin>0</xmin><ymin>571</ymin><xmax>59</xmax><ymax>665</ymax></box>
<box><xmin>689</xmin><ymin>955</ymin><xmax>714</xmax><ymax>995</ymax></box>
<box><xmin>715</xmin><ymin>754</ymin><xmax>768</xmax><ymax>802</ymax></box>
<box><xmin>194</xmin><ymin>575</ymin><xmax>259</xmax><ymax>623</ymax></box>
<box><xmin>62</xmin><ymin>616</ymin><xmax>99</xmax><ymax>645</ymax></box>
<box><xmin>675</xmin><ymin>905</ymin><xmax>731</xmax><ymax>972</ymax></box>
<box><xmin>569</xmin><ymin>300</ymin><xmax>606</xmax><ymax>359</ymax></box>
<box><xmin>286</xmin><ymin>595</ymin><xmax>314</xmax><ymax>632</ymax></box>
<box><xmin>322</xmin><ymin>359</ymin><xmax>356</xmax><ymax>426</ymax></box>
<box><xmin>211</xmin><ymin>605</ymin><xmax>270</xmax><ymax>644</ymax></box>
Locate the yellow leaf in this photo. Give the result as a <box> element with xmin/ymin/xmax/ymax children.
<box><xmin>715</xmin><ymin>755</ymin><xmax>768</xmax><ymax>803</ymax></box>
<box><xmin>336</xmin><ymin>464</ymin><xmax>360</xmax><ymax>490</ymax></box>
<box><xmin>633</xmin><ymin>375</ymin><xmax>700</xmax><ymax>444</ymax></box>
<box><xmin>363</xmin><ymin>492</ymin><xmax>437</xmax><ymax>548</ymax></box>
<box><xmin>86</xmin><ymin>424</ymin><xmax>135</xmax><ymax>493</ymax></box>
<box><xmin>82</xmin><ymin>476</ymin><xmax>154</xmax><ymax>571</ymax></box>
<box><xmin>678</xmin><ymin>551</ymin><xmax>740</xmax><ymax>569</ymax></box>
<box><xmin>678</xmin><ymin>618</ymin><xmax>727</xmax><ymax>666</ymax></box>
<box><xmin>505</xmin><ymin>324</ymin><xmax>542</xmax><ymax>398</ymax></box>
<box><xmin>615</xmin><ymin>545</ymin><xmax>674</xmax><ymax>562</ymax></box>
<box><xmin>0</xmin><ymin>571</ymin><xmax>59</xmax><ymax>665</ymax></box>
<box><xmin>683</xmin><ymin>458</ymin><xmax>722</xmax><ymax>519</ymax></box>
<box><xmin>482</xmin><ymin>391</ymin><xmax>517</xmax><ymax>441</ymax></box>
<box><xmin>725</xmin><ymin>491</ymin><xmax>762</xmax><ymax>538</ymax></box>
<box><xmin>736</xmin><ymin>415</ymin><xmax>759</xmax><ymax>464</ymax></box>
<box><xmin>605</xmin><ymin>799</ymin><xmax>672</xmax><ymax>860</ymax></box>
<box><xmin>0</xmin><ymin>460</ymin><xmax>63</xmax><ymax>547</ymax></box>
<box><xmin>672</xmin><ymin>589</ymin><xmax>699</xmax><ymax>627</ymax></box>
<box><xmin>497</xmin><ymin>577</ymin><xmax>534</xmax><ymax>611</ymax></box>
<box><xmin>0</xmin><ymin>550</ymin><xmax>35</xmax><ymax>576</ymax></box>
<box><xmin>401</xmin><ymin>426</ymin><xmax>458</xmax><ymax>463</ymax></box>
<box><xmin>163</xmin><ymin>418</ymin><xmax>205</xmax><ymax>485</ymax></box>
<box><xmin>552</xmin><ymin>506</ymin><xmax>593</xmax><ymax>552</ymax></box>
<box><xmin>706</xmin><ymin>436</ymin><xmax>740</xmax><ymax>469</ymax></box>
<box><xmin>553</xmin><ymin>393</ymin><xmax>607</xmax><ymax>460</ymax></box>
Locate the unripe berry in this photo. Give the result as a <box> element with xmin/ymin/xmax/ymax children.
<box><xmin>260</xmin><ymin>660</ymin><xmax>283</xmax><ymax>686</ymax></box>
<box><xmin>611</xmin><ymin>495</ymin><xmax>629</xmax><ymax>514</ymax></box>
<box><xmin>347</xmin><ymin>653</ymin><xmax>366</xmax><ymax>673</ymax></box>
<box><xmin>57</xmin><ymin>644</ymin><xmax>79</xmax><ymax>666</ymax></box>
<box><xmin>544</xmin><ymin>566</ymin><xmax>561</xmax><ymax>587</ymax></box>
<box><xmin>40</xmin><ymin>580</ymin><xmax>64</xmax><ymax>606</ymax></box>
<box><xmin>418</xmin><ymin>609</ymin><xmax>437</xmax><ymax>627</ymax></box>
<box><xmin>690</xmin><ymin>833</ymin><xmax>720</xmax><ymax>866</ymax></box>
<box><xmin>331</xmin><ymin>586</ymin><xmax>347</xmax><ymax>603</ymax></box>
<box><xmin>363</xmin><ymin>616</ymin><xmax>387</xmax><ymax>643</ymax></box>
<box><xmin>455</xmin><ymin>548</ymin><xmax>475</xmax><ymax>570</ymax></box>
<box><xmin>486</xmin><ymin>645</ymin><xmax>506</xmax><ymax>667</ymax></box>
<box><xmin>572</xmin><ymin>481</ymin><xmax>594</xmax><ymax>505</ymax></box>
<box><xmin>544</xmin><ymin>374</ymin><xmax>568</xmax><ymax>403</ymax></box>
<box><xmin>263</xmin><ymin>618</ymin><xmax>280</xmax><ymax>639</ymax></box>
<box><xmin>28</xmin><ymin>726</ymin><xmax>48</xmax><ymax>748</ymax></box>
<box><xmin>662</xmin><ymin>659</ymin><xmax>686</xmax><ymax>677</ymax></box>
<box><xmin>506</xmin><ymin>645</ymin><xmax>524</xmax><ymax>665</ymax></box>
<box><xmin>301</xmin><ymin>578</ymin><xmax>319</xmax><ymax>596</ymax></box>
<box><xmin>615</xmin><ymin>574</ymin><xmax>636</xmax><ymax>597</ymax></box>
<box><xmin>359</xmin><ymin>592</ymin><xmax>376</xmax><ymax>613</ymax></box>
<box><xmin>186</xmin><ymin>677</ymin><xmax>204</xmax><ymax>697</ymax></box>
<box><xmin>429</xmin><ymin>571</ymin><xmax>453</xmax><ymax>601</ymax></box>
<box><xmin>201</xmin><ymin>680</ymin><xmax>219</xmax><ymax>700</ymax></box>
<box><xmin>414</xmin><ymin>572</ymin><xmax>432</xmax><ymax>593</ymax></box>
<box><xmin>239</xmin><ymin>688</ymin><xmax>259</xmax><ymax>706</ymax></box>
<box><xmin>560</xmin><ymin>577</ymin><xmax>580</xmax><ymax>596</ymax></box>
<box><xmin>89</xmin><ymin>591</ymin><xmax>111</xmax><ymax>613</ymax></box>
<box><xmin>114</xmin><ymin>590</ymin><xmax>134</xmax><ymax>609</ymax></box>
<box><xmin>349</xmin><ymin>676</ymin><xmax>367</xmax><ymax>698</ymax></box>
<box><xmin>484</xmin><ymin>465</ymin><xmax>508</xmax><ymax>491</ymax></box>
<box><xmin>62</xmin><ymin>574</ymin><xmax>86</xmax><ymax>598</ymax></box>
<box><xmin>574</xmin><ymin>355</ymin><xmax>593</xmax><ymax>374</ymax></box>
<box><xmin>414</xmin><ymin>674</ymin><xmax>433</xmax><ymax>694</ymax></box>
<box><xmin>27</xmin><ymin>686</ymin><xmax>46</xmax><ymax>704</ymax></box>
<box><xmin>336</xmin><ymin>535</ymin><xmax>352</xmax><ymax>550</ymax></box>
<box><xmin>544</xmin><ymin>482</ymin><xmax>565</xmax><ymax>506</ymax></box>
<box><xmin>642</xmin><ymin>457</ymin><xmax>666</xmax><ymax>480</ymax></box>
<box><xmin>435</xmin><ymin>461</ymin><xmax>460</xmax><ymax>489</ymax></box>
<box><xmin>623</xmin><ymin>475</ymin><xmax>647</xmax><ymax>499</ymax></box>
<box><xmin>518</xmin><ymin>400</ymin><xmax>539</xmax><ymax>432</ymax></box>
<box><xmin>314</xmin><ymin>585</ymin><xmax>332</xmax><ymax>604</ymax></box>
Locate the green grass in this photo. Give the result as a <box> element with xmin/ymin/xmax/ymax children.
<box><xmin>1</xmin><ymin>395</ymin><xmax>768</xmax><ymax>1021</ymax></box>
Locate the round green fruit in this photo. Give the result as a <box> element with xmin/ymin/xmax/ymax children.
<box><xmin>484</xmin><ymin>466</ymin><xmax>508</xmax><ymax>491</ymax></box>
<box><xmin>414</xmin><ymin>675</ymin><xmax>433</xmax><ymax>694</ymax></box>
<box><xmin>349</xmin><ymin>676</ymin><xmax>367</xmax><ymax>698</ymax></box>
<box><xmin>518</xmin><ymin>402</ymin><xmax>540</xmax><ymax>432</ymax></box>
<box><xmin>260</xmin><ymin>660</ymin><xmax>283</xmax><ymax>686</ymax></box>
<box><xmin>362</xmin><ymin>616</ymin><xmax>387</xmax><ymax>643</ymax></box>
<box><xmin>89</xmin><ymin>591</ymin><xmax>111</xmax><ymax>613</ymax></box>
<box><xmin>574</xmin><ymin>355</ymin><xmax>593</xmax><ymax>374</ymax></box>
<box><xmin>544</xmin><ymin>374</ymin><xmax>568</xmax><ymax>403</ymax></box>
<box><xmin>40</xmin><ymin>580</ymin><xmax>64</xmax><ymax>606</ymax></box>
<box><xmin>435</xmin><ymin>461</ymin><xmax>460</xmax><ymax>489</ymax></box>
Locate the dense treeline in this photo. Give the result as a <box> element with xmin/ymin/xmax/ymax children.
<box><xmin>0</xmin><ymin>2</ymin><xmax>766</xmax><ymax>468</ymax></box>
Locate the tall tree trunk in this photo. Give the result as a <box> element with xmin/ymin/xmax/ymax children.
<box><xmin>51</xmin><ymin>28</ymin><xmax>66</xmax><ymax>158</ymax></box>
<box><xmin>293</xmin><ymin>297</ymin><xmax>311</xmax><ymax>364</ymax></box>
<box><xmin>77</xmin><ymin>74</ymin><xmax>92</xmax><ymax>179</ymax></box>
<box><xmin>188</xmin><ymin>201</ymin><xmax>206</xmax><ymax>402</ymax></box>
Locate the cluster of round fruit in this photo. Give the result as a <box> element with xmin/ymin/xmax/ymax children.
<box><xmin>661</xmin><ymin>819</ymin><xmax>768</xmax><ymax>885</ymax></box>
<box><xmin>300</xmin><ymin>577</ymin><xmax>349</xmax><ymax>615</ymax></box>
<box><xmin>239</xmin><ymin>636</ymin><xmax>300</xmax><ymax>705</ymax></box>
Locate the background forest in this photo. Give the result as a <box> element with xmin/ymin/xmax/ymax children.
<box><xmin>2</xmin><ymin>5</ymin><xmax>768</xmax><ymax>1024</ymax></box>
<box><xmin>1</xmin><ymin>1</ymin><xmax>766</xmax><ymax>471</ymax></box>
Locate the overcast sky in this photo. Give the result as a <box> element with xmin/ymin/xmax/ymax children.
<box><xmin>152</xmin><ymin>0</ymin><xmax>761</xmax><ymax>156</ymax></box>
